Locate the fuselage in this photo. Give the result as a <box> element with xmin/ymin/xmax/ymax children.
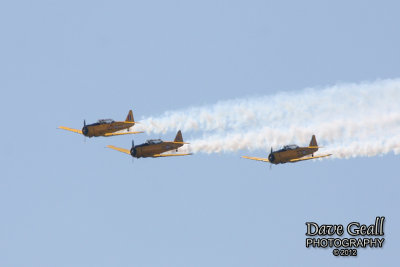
<box><xmin>268</xmin><ymin>146</ymin><xmax>318</xmax><ymax>164</ymax></box>
<box><xmin>82</xmin><ymin>120</ymin><xmax>133</xmax><ymax>137</ymax></box>
<box><xmin>130</xmin><ymin>141</ymin><xmax>183</xmax><ymax>158</ymax></box>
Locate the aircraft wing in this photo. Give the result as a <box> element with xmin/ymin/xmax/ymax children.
<box><xmin>289</xmin><ymin>154</ymin><xmax>332</xmax><ymax>162</ymax></box>
<box><xmin>104</xmin><ymin>131</ymin><xmax>144</xmax><ymax>136</ymax></box>
<box><xmin>241</xmin><ymin>156</ymin><xmax>269</xmax><ymax>162</ymax></box>
<box><xmin>106</xmin><ymin>145</ymin><xmax>131</xmax><ymax>155</ymax></box>
<box><xmin>58</xmin><ymin>126</ymin><xmax>82</xmax><ymax>135</ymax></box>
<box><xmin>152</xmin><ymin>153</ymin><xmax>192</xmax><ymax>157</ymax></box>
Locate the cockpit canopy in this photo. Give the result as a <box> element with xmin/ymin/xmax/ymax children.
<box><xmin>146</xmin><ymin>139</ymin><xmax>163</xmax><ymax>144</ymax></box>
<box><xmin>283</xmin><ymin>144</ymin><xmax>299</xmax><ymax>150</ymax></box>
<box><xmin>97</xmin><ymin>119</ymin><xmax>114</xmax><ymax>124</ymax></box>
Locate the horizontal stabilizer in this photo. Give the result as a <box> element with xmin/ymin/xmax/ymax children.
<box><xmin>153</xmin><ymin>153</ymin><xmax>192</xmax><ymax>157</ymax></box>
<box><xmin>172</xmin><ymin>141</ymin><xmax>190</xmax><ymax>144</ymax></box>
<box><xmin>289</xmin><ymin>154</ymin><xmax>332</xmax><ymax>162</ymax></box>
<box><xmin>104</xmin><ymin>131</ymin><xmax>144</xmax><ymax>136</ymax></box>
<box><xmin>58</xmin><ymin>126</ymin><xmax>82</xmax><ymax>135</ymax></box>
<box><xmin>241</xmin><ymin>156</ymin><xmax>269</xmax><ymax>162</ymax></box>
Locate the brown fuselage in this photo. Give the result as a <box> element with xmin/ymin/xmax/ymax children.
<box><xmin>83</xmin><ymin>122</ymin><xmax>133</xmax><ymax>137</ymax></box>
<box><xmin>269</xmin><ymin>147</ymin><xmax>318</xmax><ymax>164</ymax></box>
<box><xmin>131</xmin><ymin>142</ymin><xmax>183</xmax><ymax>158</ymax></box>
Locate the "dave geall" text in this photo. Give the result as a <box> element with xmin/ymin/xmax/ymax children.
<box><xmin>305</xmin><ymin>216</ymin><xmax>385</xmax><ymax>256</ymax></box>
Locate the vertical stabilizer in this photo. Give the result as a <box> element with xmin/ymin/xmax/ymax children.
<box><xmin>174</xmin><ymin>130</ymin><xmax>183</xmax><ymax>143</ymax></box>
<box><xmin>125</xmin><ymin>110</ymin><xmax>134</xmax><ymax>122</ymax></box>
<box><xmin>309</xmin><ymin>135</ymin><xmax>318</xmax><ymax>148</ymax></box>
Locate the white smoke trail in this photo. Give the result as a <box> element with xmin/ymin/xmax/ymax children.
<box><xmin>134</xmin><ymin>79</ymin><xmax>400</xmax><ymax>158</ymax></box>
<box><xmin>178</xmin><ymin>119</ymin><xmax>400</xmax><ymax>158</ymax></box>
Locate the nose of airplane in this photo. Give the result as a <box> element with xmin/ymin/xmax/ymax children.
<box><xmin>82</xmin><ymin>126</ymin><xmax>89</xmax><ymax>136</ymax></box>
<box><xmin>268</xmin><ymin>153</ymin><xmax>275</xmax><ymax>163</ymax></box>
<box><xmin>130</xmin><ymin>147</ymin><xmax>137</xmax><ymax>157</ymax></box>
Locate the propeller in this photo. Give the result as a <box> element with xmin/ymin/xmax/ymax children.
<box><xmin>83</xmin><ymin>119</ymin><xmax>87</xmax><ymax>143</ymax></box>
<box><xmin>82</xmin><ymin>119</ymin><xmax>89</xmax><ymax>137</ymax></box>
<box><xmin>268</xmin><ymin>146</ymin><xmax>274</xmax><ymax>169</ymax></box>
<box><xmin>131</xmin><ymin>140</ymin><xmax>135</xmax><ymax>164</ymax></box>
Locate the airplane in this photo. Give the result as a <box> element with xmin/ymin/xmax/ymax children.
<box><xmin>58</xmin><ymin>110</ymin><xmax>143</xmax><ymax>137</ymax></box>
<box><xmin>242</xmin><ymin>135</ymin><xmax>331</xmax><ymax>165</ymax></box>
<box><xmin>107</xmin><ymin>130</ymin><xmax>192</xmax><ymax>158</ymax></box>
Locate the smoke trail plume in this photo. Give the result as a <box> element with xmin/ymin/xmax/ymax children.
<box><xmin>134</xmin><ymin>79</ymin><xmax>400</xmax><ymax>158</ymax></box>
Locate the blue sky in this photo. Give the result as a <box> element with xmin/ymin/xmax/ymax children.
<box><xmin>1</xmin><ymin>1</ymin><xmax>399</xmax><ymax>266</ymax></box>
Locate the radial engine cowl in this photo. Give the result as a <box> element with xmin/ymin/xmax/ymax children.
<box><xmin>268</xmin><ymin>153</ymin><xmax>275</xmax><ymax>163</ymax></box>
<box><xmin>82</xmin><ymin>127</ymin><xmax>89</xmax><ymax>136</ymax></box>
<box><xmin>130</xmin><ymin>147</ymin><xmax>137</xmax><ymax>157</ymax></box>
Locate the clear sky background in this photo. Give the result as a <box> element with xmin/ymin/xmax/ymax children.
<box><xmin>1</xmin><ymin>1</ymin><xmax>399</xmax><ymax>266</ymax></box>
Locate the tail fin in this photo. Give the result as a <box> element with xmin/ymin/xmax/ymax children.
<box><xmin>309</xmin><ymin>135</ymin><xmax>318</xmax><ymax>148</ymax></box>
<box><xmin>125</xmin><ymin>110</ymin><xmax>134</xmax><ymax>122</ymax></box>
<box><xmin>174</xmin><ymin>130</ymin><xmax>183</xmax><ymax>143</ymax></box>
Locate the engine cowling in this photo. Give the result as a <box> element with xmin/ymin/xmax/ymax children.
<box><xmin>130</xmin><ymin>147</ymin><xmax>137</xmax><ymax>157</ymax></box>
<box><xmin>268</xmin><ymin>153</ymin><xmax>275</xmax><ymax>163</ymax></box>
<box><xmin>82</xmin><ymin>126</ymin><xmax>89</xmax><ymax>136</ymax></box>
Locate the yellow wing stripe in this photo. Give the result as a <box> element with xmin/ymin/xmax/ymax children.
<box><xmin>104</xmin><ymin>131</ymin><xmax>144</xmax><ymax>136</ymax></box>
<box><xmin>152</xmin><ymin>153</ymin><xmax>192</xmax><ymax>157</ymax></box>
<box><xmin>106</xmin><ymin>145</ymin><xmax>131</xmax><ymax>155</ymax></box>
<box><xmin>241</xmin><ymin>156</ymin><xmax>269</xmax><ymax>162</ymax></box>
<box><xmin>58</xmin><ymin>126</ymin><xmax>82</xmax><ymax>135</ymax></box>
<box><xmin>289</xmin><ymin>154</ymin><xmax>332</xmax><ymax>162</ymax></box>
